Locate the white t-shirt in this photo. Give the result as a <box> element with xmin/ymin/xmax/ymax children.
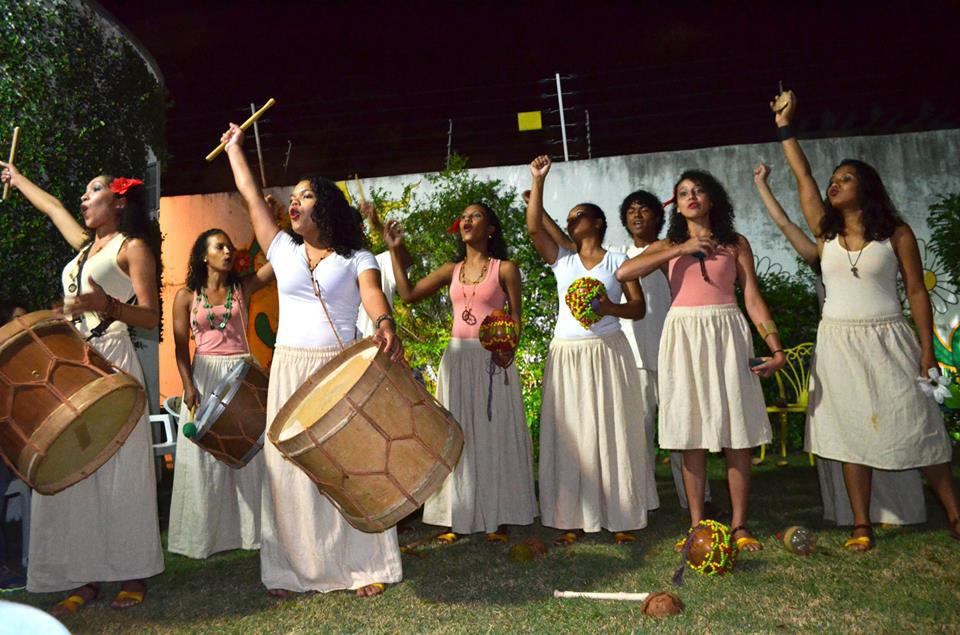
<box><xmin>356</xmin><ymin>250</ymin><xmax>403</xmax><ymax>338</ymax></box>
<box><xmin>612</xmin><ymin>243</ymin><xmax>671</xmax><ymax>371</ymax></box>
<box><xmin>550</xmin><ymin>246</ymin><xmax>627</xmax><ymax>339</ymax></box>
<box><xmin>267</xmin><ymin>232</ymin><xmax>379</xmax><ymax>348</ymax></box>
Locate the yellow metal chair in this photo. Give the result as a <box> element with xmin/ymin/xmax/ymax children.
<box><xmin>758</xmin><ymin>342</ymin><xmax>815</xmax><ymax>466</ymax></box>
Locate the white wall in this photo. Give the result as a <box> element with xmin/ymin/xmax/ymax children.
<box><xmin>358</xmin><ymin>129</ymin><xmax>960</xmax><ymax>275</ymax></box>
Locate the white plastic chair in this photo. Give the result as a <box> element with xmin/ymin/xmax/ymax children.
<box><xmin>150</xmin><ymin>413</ymin><xmax>177</xmax><ymax>481</ymax></box>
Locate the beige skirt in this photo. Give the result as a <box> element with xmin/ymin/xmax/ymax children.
<box><xmin>260</xmin><ymin>345</ymin><xmax>402</xmax><ymax>593</ymax></box>
<box><xmin>168</xmin><ymin>353</ymin><xmax>263</xmax><ymax>559</ymax></box>
<box><xmin>538</xmin><ymin>331</ymin><xmax>659</xmax><ymax>533</ymax></box>
<box><xmin>422</xmin><ymin>338</ymin><xmax>537</xmax><ymax>533</ymax></box>
<box><xmin>27</xmin><ymin>330</ymin><xmax>164</xmax><ymax>593</ymax></box>
<box><xmin>806</xmin><ymin>315</ymin><xmax>952</xmax><ymax>469</ymax></box>
<box><xmin>657</xmin><ymin>304</ymin><xmax>772</xmax><ymax>452</ymax></box>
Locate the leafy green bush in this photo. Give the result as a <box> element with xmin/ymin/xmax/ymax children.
<box><xmin>0</xmin><ymin>0</ymin><xmax>165</xmax><ymax>308</ymax></box>
<box><xmin>927</xmin><ymin>194</ymin><xmax>960</xmax><ymax>442</ymax></box>
<box><xmin>371</xmin><ymin>156</ymin><xmax>556</xmax><ymax>453</ymax></box>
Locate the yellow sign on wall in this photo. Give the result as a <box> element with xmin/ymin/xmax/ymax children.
<box><xmin>517</xmin><ymin>111</ymin><xmax>543</xmax><ymax>132</ymax></box>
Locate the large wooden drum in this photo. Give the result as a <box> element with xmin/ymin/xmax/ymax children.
<box><xmin>270</xmin><ymin>338</ymin><xmax>464</xmax><ymax>533</ymax></box>
<box><xmin>193</xmin><ymin>358</ymin><xmax>268</xmax><ymax>468</ymax></box>
<box><xmin>0</xmin><ymin>311</ymin><xmax>145</xmax><ymax>494</ymax></box>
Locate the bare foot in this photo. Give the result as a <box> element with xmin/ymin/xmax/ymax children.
<box><xmin>356</xmin><ymin>583</ymin><xmax>385</xmax><ymax>598</ymax></box>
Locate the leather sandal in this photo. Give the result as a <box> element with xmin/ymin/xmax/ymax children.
<box><xmin>111</xmin><ymin>580</ymin><xmax>146</xmax><ymax>610</ymax></box>
<box><xmin>51</xmin><ymin>584</ymin><xmax>100</xmax><ymax>618</ymax></box>
<box><xmin>356</xmin><ymin>582</ymin><xmax>385</xmax><ymax>597</ymax></box>
<box><xmin>553</xmin><ymin>531</ymin><xmax>581</xmax><ymax>547</ymax></box>
<box><xmin>843</xmin><ymin>524</ymin><xmax>873</xmax><ymax>552</ymax></box>
<box><xmin>436</xmin><ymin>532</ymin><xmax>459</xmax><ymax>544</ymax></box>
<box><xmin>731</xmin><ymin>525</ymin><xmax>763</xmax><ymax>552</ymax></box>
<box><xmin>613</xmin><ymin>532</ymin><xmax>636</xmax><ymax>544</ymax></box>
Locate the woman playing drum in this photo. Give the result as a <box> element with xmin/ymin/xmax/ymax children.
<box><xmin>383</xmin><ymin>204</ymin><xmax>537</xmax><ymax>544</ymax></box>
<box><xmin>167</xmin><ymin>229</ymin><xmax>274</xmax><ymax>559</ymax></box>
<box><xmin>0</xmin><ymin>162</ymin><xmax>164</xmax><ymax>613</ymax></box>
<box><xmin>221</xmin><ymin>123</ymin><xmax>403</xmax><ymax>598</ymax></box>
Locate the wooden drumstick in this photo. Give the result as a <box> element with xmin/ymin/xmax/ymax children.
<box><xmin>353</xmin><ymin>174</ymin><xmax>367</xmax><ymax>204</ymax></box>
<box><xmin>205</xmin><ymin>98</ymin><xmax>276</xmax><ymax>162</ymax></box>
<box><xmin>3</xmin><ymin>126</ymin><xmax>21</xmax><ymax>201</ymax></box>
<box><xmin>554</xmin><ymin>590</ymin><xmax>651</xmax><ymax>602</ymax></box>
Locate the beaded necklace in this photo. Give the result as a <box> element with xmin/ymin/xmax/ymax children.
<box><xmin>191</xmin><ymin>284</ymin><xmax>234</xmax><ymax>331</ymax></box>
<box><xmin>459</xmin><ymin>257</ymin><xmax>490</xmax><ymax>326</ymax></box>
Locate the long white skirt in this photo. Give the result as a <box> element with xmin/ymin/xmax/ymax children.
<box><xmin>27</xmin><ymin>330</ymin><xmax>164</xmax><ymax>592</ymax></box>
<box><xmin>658</xmin><ymin>304</ymin><xmax>772</xmax><ymax>451</ymax></box>
<box><xmin>167</xmin><ymin>353</ymin><xmax>263</xmax><ymax>559</ymax></box>
<box><xmin>422</xmin><ymin>338</ymin><xmax>537</xmax><ymax>533</ymax></box>
<box><xmin>806</xmin><ymin>316</ymin><xmax>951</xmax><ymax>469</ymax></box>
<box><xmin>538</xmin><ymin>331</ymin><xmax>659</xmax><ymax>533</ymax></box>
<box><xmin>260</xmin><ymin>345</ymin><xmax>402</xmax><ymax>593</ymax></box>
<box><xmin>817</xmin><ymin>458</ymin><xmax>926</xmax><ymax>525</ymax></box>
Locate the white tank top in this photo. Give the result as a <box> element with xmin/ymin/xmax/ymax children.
<box><xmin>821</xmin><ymin>237</ymin><xmax>901</xmax><ymax>319</ymax></box>
<box><xmin>61</xmin><ymin>233</ymin><xmax>134</xmax><ymax>338</ymax></box>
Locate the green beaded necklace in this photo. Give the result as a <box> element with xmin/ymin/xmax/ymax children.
<box><xmin>191</xmin><ymin>285</ymin><xmax>234</xmax><ymax>331</ymax></box>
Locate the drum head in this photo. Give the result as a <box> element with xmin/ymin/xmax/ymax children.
<box><xmin>194</xmin><ymin>359</ymin><xmax>250</xmax><ymax>437</ymax></box>
<box><xmin>32</xmin><ymin>378</ymin><xmax>143</xmax><ymax>491</ymax></box>
<box><xmin>277</xmin><ymin>345</ymin><xmax>378</xmax><ymax>442</ymax></box>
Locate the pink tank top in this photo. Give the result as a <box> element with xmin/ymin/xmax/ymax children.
<box><xmin>668</xmin><ymin>247</ymin><xmax>738</xmax><ymax>306</ymax></box>
<box><xmin>191</xmin><ymin>285</ymin><xmax>248</xmax><ymax>355</ymax></box>
<box><xmin>450</xmin><ymin>258</ymin><xmax>507</xmax><ymax>339</ymax></box>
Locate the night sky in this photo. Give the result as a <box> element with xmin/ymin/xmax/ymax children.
<box><xmin>95</xmin><ymin>1</ymin><xmax>960</xmax><ymax>196</ymax></box>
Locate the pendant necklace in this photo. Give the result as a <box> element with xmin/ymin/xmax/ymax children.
<box><xmin>841</xmin><ymin>235</ymin><xmax>867</xmax><ymax>278</ymax></box>
<box><xmin>459</xmin><ymin>257</ymin><xmax>490</xmax><ymax>326</ymax></box>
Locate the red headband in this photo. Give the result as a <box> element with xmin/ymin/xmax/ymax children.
<box><xmin>663</xmin><ymin>196</ymin><xmax>676</xmax><ymax>207</ymax></box>
<box><xmin>447</xmin><ymin>218</ymin><xmax>461</xmax><ymax>234</ymax></box>
<box><xmin>110</xmin><ymin>177</ymin><xmax>144</xmax><ymax>196</ymax></box>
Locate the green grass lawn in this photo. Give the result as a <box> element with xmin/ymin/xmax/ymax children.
<box><xmin>8</xmin><ymin>454</ymin><xmax>960</xmax><ymax>634</ymax></box>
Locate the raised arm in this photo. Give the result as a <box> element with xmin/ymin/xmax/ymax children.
<box><xmin>523</xmin><ymin>189</ymin><xmax>575</xmax><ymax>252</ymax></box>
<box><xmin>364</xmin><ymin>201</ymin><xmax>413</xmax><ymax>270</ymax></box>
<box><xmin>774</xmin><ymin>92</ymin><xmax>826</xmax><ymax>237</ymax></box>
<box><xmin>753</xmin><ymin>163</ymin><xmax>819</xmax><ymax>265</ymax></box>
<box><xmin>383</xmin><ymin>220</ymin><xmax>455</xmax><ymax>303</ymax></box>
<box><xmin>222</xmin><ymin>124</ymin><xmax>279</xmax><ymax>250</ymax></box>
<box><xmin>615</xmin><ymin>235</ymin><xmax>716</xmax><ymax>282</ymax></box>
<box><xmin>526</xmin><ymin>155</ymin><xmax>560</xmax><ymax>264</ymax></box>
<box><xmin>1</xmin><ymin>160</ymin><xmax>87</xmax><ymax>250</ymax></box>
<box><xmin>172</xmin><ymin>288</ymin><xmax>199</xmax><ymax>409</ymax></box>
<box><xmin>892</xmin><ymin>224</ymin><xmax>937</xmax><ymax>374</ymax></box>
<box><xmin>734</xmin><ymin>235</ymin><xmax>786</xmax><ymax>378</ymax></box>
<box><xmin>241</xmin><ymin>262</ymin><xmax>275</xmax><ymax>300</ymax></box>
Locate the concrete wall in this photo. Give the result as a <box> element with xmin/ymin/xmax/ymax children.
<box><xmin>358</xmin><ymin>129</ymin><xmax>960</xmax><ymax>275</ymax></box>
